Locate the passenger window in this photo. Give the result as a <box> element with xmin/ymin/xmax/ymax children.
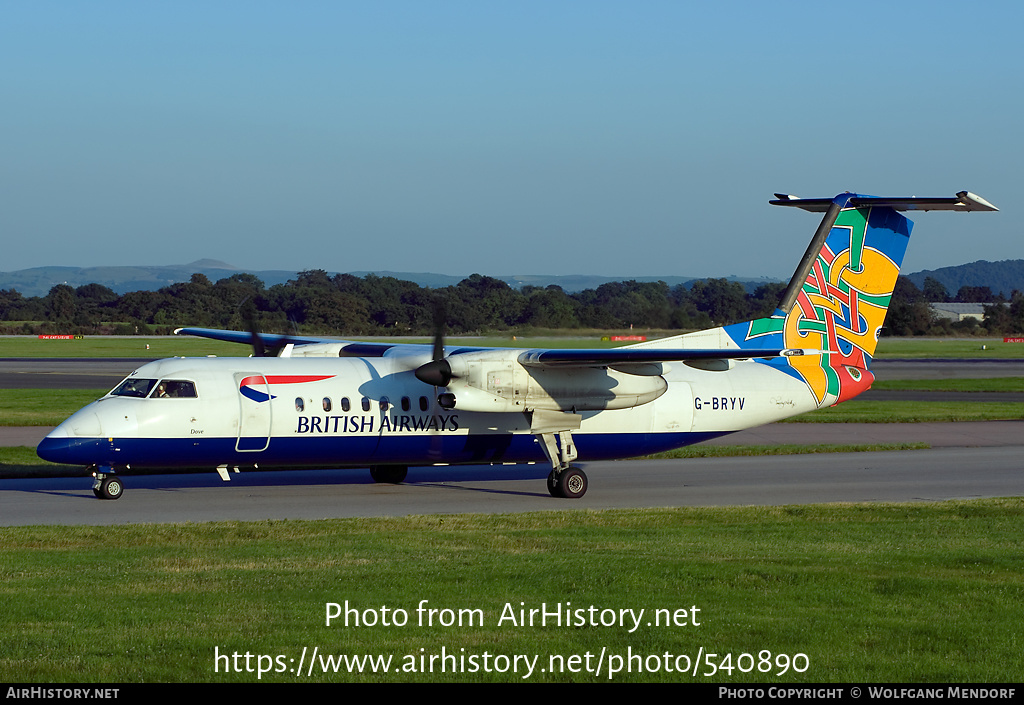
<box><xmin>323</xmin><ymin>397</ymin><xmax>332</xmax><ymax>412</ymax></box>
<box><xmin>361</xmin><ymin>397</ymin><xmax>370</xmax><ymax>412</ymax></box>
<box><xmin>380</xmin><ymin>396</ymin><xmax>390</xmax><ymax>411</ymax></box>
<box><xmin>419</xmin><ymin>396</ymin><xmax>429</xmax><ymax>411</ymax></box>
<box><xmin>296</xmin><ymin>398</ymin><xmax>305</xmax><ymax>412</ymax></box>
<box><xmin>401</xmin><ymin>396</ymin><xmax>411</xmax><ymax>411</ymax></box>
<box><xmin>341</xmin><ymin>397</ymin><xmax>350</xmax><ymax>412</ymax></box>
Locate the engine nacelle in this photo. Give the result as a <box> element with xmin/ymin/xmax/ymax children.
<box><xmin>439</xmin><ymin>349</ymin><xmax>667</xmax><ymax>413</ymax></box>
<box><xmin>286</xmin><ymin>342</ymin><xmax>350</xmax><ymax>357</ymax></box>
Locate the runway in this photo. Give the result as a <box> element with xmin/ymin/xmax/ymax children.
<box><xmin>0</xmin><ymin>357</ymin><xmax>152</xmax><ymax>389</ymax></box>
<box><xmin>4</xmin><ymin>433</ymin><xmax>1023</xmax><ymax>526</ymax></box>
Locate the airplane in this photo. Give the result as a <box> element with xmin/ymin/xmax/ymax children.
<box><xmin>36</xmin><ymin>190</ymin><xmax>998</xmax><ymax>500</ymax></box>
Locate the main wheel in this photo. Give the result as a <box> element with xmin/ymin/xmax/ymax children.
<box><xmin>555</xmin><ymin>467</ymin><xmax>588</xmax><ymax>499</ymax></box>
<box><xmin>98</xmin><ymin>475</ymin><xmax>124</xmax><ymax>500</ymax></box>
<box><xmin>369</xmin><ymin>465</ymin><xmax>408</xmax><ymax>484</ymax></box>
<box><xmin>547</xmin><ymin>469</ymin><xmax>561</xmax><ymax>497</ymax></box>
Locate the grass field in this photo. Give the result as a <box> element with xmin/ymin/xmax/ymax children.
<box><xmin>873</xmin><ymin>378</ymin><xmax>1024</xmax><ymax>392</ymax></box>
<box><xmin>873</xmin><ymin>338</ymin><xmax>1023</xmax><ymax>358</ymax></box>
<box><xmin>2</xmin><ymin>501</ymin><xmax>1022</xmax><ymax>682</ymax></box>
<box><xmin>0</xmin><ymin>389</ymin><xmax>108</xmax><ymax>427</ymax></box>
<box><xmin>792</xmin><ymin>400</ymin><xmax>1024</xmax><ymax>423</ymax></box>
<box><xmin>0</xmin><ymin>335</ymin><xmax>245</xmax><ymax>358</ymax></box>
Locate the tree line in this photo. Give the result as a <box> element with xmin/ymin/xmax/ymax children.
<box><xmin>885</xmin><ymin>276</ymin><xmax>1024</xmax><ymax>336</ymax></box>
<box><xmin>2</xmin><ymin>270</ymin><xmax>1023</xmax><ymax>336</ymax></box>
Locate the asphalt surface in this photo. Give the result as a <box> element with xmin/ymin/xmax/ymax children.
<box><xmin>3</xmin><ymin>444</ymin><xmax>1022</xmax><ymax>527</ymax></box>
<box><xmin>0</xmin><ymin>357</ymin><xmax>152</xmax><ymax>389</ymax></box>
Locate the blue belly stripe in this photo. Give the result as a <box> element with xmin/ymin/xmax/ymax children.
<box><xmin>38</xmin><ymin>431</ymin><xmax>733</xmax><ymax>469</ymax></box>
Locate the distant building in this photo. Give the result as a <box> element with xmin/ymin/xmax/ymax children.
<box><xmin>929</xmin><ymin>303</ymin><xmax>997</xmax><ymax>322</ymax></box>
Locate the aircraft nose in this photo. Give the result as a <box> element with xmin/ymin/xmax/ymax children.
<box><xmin>59</xmin><ymin>410</ymin><xmax>103</xmax><ymax>437</ymax></box>
<box><xmin>36</xmin><ymin>416</ymin><xmax>107</xmax><ymax>465</ymax></box>
<box><xmin>36</xmin><ymin>434</ymin><xmax>65</xmax><ymax>463</ymax></box>
<box><xmin>35</xmin><ymin>432</ymin><xmax>102</xmax><ymax>465</ymax></box>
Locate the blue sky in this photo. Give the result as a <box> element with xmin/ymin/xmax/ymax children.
<box><xmin>2</xmin><ymin>1</ymin><xmax>1020</xmax><ymax>280</ymax></box>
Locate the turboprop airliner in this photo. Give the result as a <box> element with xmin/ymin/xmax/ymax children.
<box><xmin>37</xmin><ymin>191</ymin><xmax>997</xmax><ymax>500</ymax></box>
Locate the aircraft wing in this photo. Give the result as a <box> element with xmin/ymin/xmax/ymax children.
<box><xmin>174</xmin><ymin>327</ymin><xmax>324</xmax><ymax>347</ymax></box>
<box><xmin>174</xmin><ymin>326</ymin><xmax>400</xmax><ymax>357</ymax></box>
<box><xmin>516</xmin><ymin>347</ymin><xmax>814</xmax><ymax>367</ymax></box>
<box><xmin>177</xmin><ymin>326</ymin><xmax>818</xmax><ymax>366</ymax></box>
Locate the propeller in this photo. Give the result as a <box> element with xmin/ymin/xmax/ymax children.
<box><xmin>417</xmin><ymin>295</ymin><xmax>452</xmax><ymax>459</ymax></box>
<box><xmin>415</xmin><ymin>296</ymin><xmax>453</xmax><ymax>387</ymax></box>
<box><xmin>250</xmin><ymin>319</ymin><xmax>268</xmax><ymax>358</ymax></box>
<box><xmin>238</xmin><ymin>296</ymin><xmax>272</xmax><ymax>357</ymax></box>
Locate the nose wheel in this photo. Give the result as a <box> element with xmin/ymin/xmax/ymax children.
<box><xmin>91</xmin><ymin>472</ymin><xmax>124</xmax><ymax>500</ymax></box>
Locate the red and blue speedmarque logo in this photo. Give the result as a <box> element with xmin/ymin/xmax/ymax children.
<box><xmin>239</xmin><ymin>375</ymin><xmax>335</xmax><ymax>403</ymax></box>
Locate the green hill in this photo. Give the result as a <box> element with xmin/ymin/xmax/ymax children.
<box><xmin>905</xmin><ymin>259</ymin><xmax>1024</xmax><ymax>298</ymax></box>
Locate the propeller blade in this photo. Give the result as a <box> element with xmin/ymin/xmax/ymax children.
<box><xmin>414</xmin><ymin>295</ymin><xmax>453</xmax><ymax>389</ymax></box>
<box><xmin>430</xmin><ymin>296</ymin><xmax>447</xmax><ymax>362</ymax></box>
<box><xmin>239</xmin><ymin>296</ymin><xmax>267</xmax><ymax>357</ymax></box>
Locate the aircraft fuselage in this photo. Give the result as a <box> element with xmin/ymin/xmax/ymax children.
<box><xmin>38</xmin><ymin>354</ymin><xmax>821</xmax><ymax>471</ymax></box>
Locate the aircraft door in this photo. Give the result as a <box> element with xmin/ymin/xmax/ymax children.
<box><xmin>235</xmin><ymin>373</ymin><xmax>272</xmax><ymax>452</ymax></box>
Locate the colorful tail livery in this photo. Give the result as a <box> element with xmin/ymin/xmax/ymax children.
<box><xmin>38</xmin><ymin>190</ymin><xmax>996</xmax><ymax>500</ymax></box>
<box><xmin>640</xmin><ymin>191</ymin><xmax>998</xmax><ymax>408</ymax></box>
<box><xmin>756</xmin><ymin>192</ymin><xmax>996</xmax><ymax>406</ymax></box>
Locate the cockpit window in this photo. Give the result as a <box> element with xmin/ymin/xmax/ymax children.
<box><xmin>150</xmin><ymin>380</ymin><xmax>198</xmax><ymax>398</ymax></box>
<box><xmin>111</xmin><ymin>378</ymin><xmax>157</xmax><ymax>398</ymax></box>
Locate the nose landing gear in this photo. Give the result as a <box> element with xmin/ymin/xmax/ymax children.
<box><xmin>91</xmin><ymin>468</ymin><xmax>124</xmax><ymax>500</ymax></box>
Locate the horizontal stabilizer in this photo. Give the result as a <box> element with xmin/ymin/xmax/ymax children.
<box><xmin>770</xmin><ymin>191</ymin><xmax>997</xmax><ymax>212</ymax></box>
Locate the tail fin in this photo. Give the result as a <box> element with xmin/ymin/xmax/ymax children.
<box><xmin>729</xmin><ymin>191</ymin><xmax>997</xmax><ymax>406</ymax></box>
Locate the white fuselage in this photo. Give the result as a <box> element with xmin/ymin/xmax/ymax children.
<box><xmin>38</xmin><ymin>353</ymin><xmax>821</xmax><ymax>471</ymax></box>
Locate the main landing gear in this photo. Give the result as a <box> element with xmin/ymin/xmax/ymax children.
<box><xmin>370</xmin><ymin>465</ymin><xmax>408</xmax><ymax>484</ymax></box>
<box><xmin>91</xmin><ymin>469</ymin><xmax>123</xmax><ymax>500</ymax></box>
<box><xmin>533</xmin><ymin>411</ymin><xmax>589</xmax><ymax>499</ymax></box>
<box><xmin>547</xmin><ymin>466</ymin><xmax>588</xmax><ymax>499</ymax></box>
